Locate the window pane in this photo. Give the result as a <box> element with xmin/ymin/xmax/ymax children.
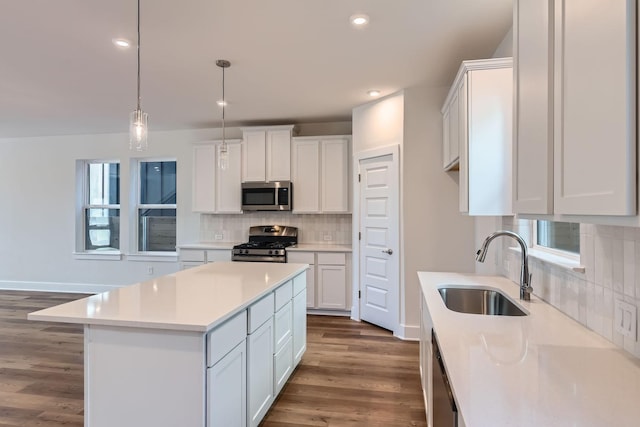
<box><xmin>88</xmin><ymin>163</ymin><xmax>120</xmax><ymax>205</ymax></box>
<box><xmin>537</xmin><ymin>221</ymin><xmax>580</xmax><ymax>254</ymax></box>
<box><xmin>85</xmin><ymin>208</ymin><xmax>120</xmax><ymax>250</ymax></box>
<box><xmin>138</xmin><ymin>208</ymin><xmax>176</xmax><ymax>252</ymax></box>
<box><xmin>140</xmin><ymin>161</ymin><xmax>176</xmax><ymax>205</ymax></box>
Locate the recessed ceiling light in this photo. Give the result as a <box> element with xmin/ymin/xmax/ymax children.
<box><xmin>367</xmin><ymin>89</ymin><xmax>381</xmax><ymax>97</ymax></box>
<box><xmin>112</xmin><ymin>38</ymin><xmax>131</xmax><ymax>48</ymax></box>
<box><xmin>350</xmin><ymin>14</ymin><xmax>370</xmax><ymax>27</ymax></box>
<box><xmin>217</xmin><ymin>100</ymin><xmax>227</xmax><ymax>107</ymax></box>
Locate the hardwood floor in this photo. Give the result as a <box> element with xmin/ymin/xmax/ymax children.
<box><xmin>0</xmin><ymin>291</ymin><xmax>426</xmax><ymax>427</ymax></box>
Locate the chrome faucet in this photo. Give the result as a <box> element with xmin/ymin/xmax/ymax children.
<box><xmin>476</xmin><ymin>230</ymin><xmax>533</xmax><ymax>301</ymax></box>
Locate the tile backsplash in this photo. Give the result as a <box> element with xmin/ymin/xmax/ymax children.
<box><xmin>200</xmin><ymin>213</ymin><xmax>352</xmax><ymax>244</ymax></box>
<box><xmin>499</xmin><ymin>218</ymin><xmax>640</xmax><ymax>359</ymax></box>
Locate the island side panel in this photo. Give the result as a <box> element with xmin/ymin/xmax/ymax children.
<box><xmin>84</xmin><ymin>324</ymin><xmax>206</xmax><ymax>427</ymax></box>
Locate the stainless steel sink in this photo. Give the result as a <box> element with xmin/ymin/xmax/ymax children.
<box><xmin>438</xmin><ymin>287</ymin><xmax>527</xmax><ymax>316</ymax></box>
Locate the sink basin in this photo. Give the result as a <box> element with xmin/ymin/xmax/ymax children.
<box><xmin>438</xmin><ymin>287</ymin><xmax>527</xmax><ymax>316</ymax></box>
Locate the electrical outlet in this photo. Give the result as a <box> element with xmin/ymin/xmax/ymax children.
<box><xmin>614</xmin><ymin>299</ymin><xmax>637</xmax><ymax>339</ymax></box>
<box><xmin>147</xmin><ymin>266</ymin><xmax>154</xmax><ymax>275</ymax></box>
<box><xmin>214</xmin><ymin>233</ymin><xmax>224</xmax><ymax>241</ymax></box>
<box><xmin>323</xmin><ymin>233</ymin><xmax>332</xmax><ymax>241</ymax></box>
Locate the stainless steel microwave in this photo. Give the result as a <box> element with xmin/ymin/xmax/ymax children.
<box><xmin>241</xmin><ymin>181</ymin><xmax>292</xmax><ymax>211</ymax></box>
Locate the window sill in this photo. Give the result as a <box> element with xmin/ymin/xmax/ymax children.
<box><xmin>127</xmin><ymin>252</ymin><xmax>178</xmax><ymax>262</ymax></box>
<box><xmin>73</xmin><ymin>251</ymin><xmax>123</xmax><ymax>261</ymax></box>
<box><xmin>507</xmin><ymin>247</ymin><xmax>585</xmax><ymax>274</ymax></box>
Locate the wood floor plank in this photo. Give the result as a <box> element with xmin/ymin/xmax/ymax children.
<box><xmin>0</xmin><ymin>291</ymin><xmax>426</xmax><ymax>426</ymax></box>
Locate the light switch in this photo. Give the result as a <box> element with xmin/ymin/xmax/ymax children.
<box><xmin>614</xmin><ymin>299</ymin><xmax>637</xmax><ymax>339</ymax></box>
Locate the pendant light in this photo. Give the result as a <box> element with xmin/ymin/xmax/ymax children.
<box><xmin>216</xmin><ymin>59</ymin><xmax>230</xmax><ymax>170</ymax></box>
<box><xmin>129</xmin><ymin>0</ymin><xmax>148</xmax><ymax>151</ymax></box>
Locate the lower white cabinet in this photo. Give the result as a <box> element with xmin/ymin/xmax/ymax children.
<box><xmin>288</xmin><ymin>250</ymin><xmax>350</xmax><ymax>312</ymax></box>
<box><xmin>178</xmin><ymin>248</ymin><xmax>232</xmax><ymax>270</ymax></box>
<box><xmin>247</xmin><ymin>317</ymin><xmax>274</xmax><ymax>427</ymax></box>
<box><xmin>292</xmin><ymin>288</ymin><xmax>307</xmax><ymax>365</ymax></box>
<box><xmin>207</xmin><ymin>341</ymin><xmax>246</xmax><ymax>427</ymax></box>
<box><xmin>273</xmin><ymin>335</ymin><xmax>293</xmax><ymax>395</ymax></box>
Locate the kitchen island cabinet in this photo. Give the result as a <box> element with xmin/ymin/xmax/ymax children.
<box><xmin>29</xmin><ymin>262</ymin><xmax>308</xmax><ymax>427</ymax></box>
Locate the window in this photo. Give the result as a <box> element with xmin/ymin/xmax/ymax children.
<box><xmin>83</xmin><ymin>162</ymin><xmax>120</xmax><ymax>251</ymax></box>
<box><xmin>137</xmin><ymin>160</ymin><xmax>176</xmax><ymax>252</ymax></box>
<box><xmin>535</xmin><ymin>220</ymin><xmax>580</xmax><ymax>257</ymax></box>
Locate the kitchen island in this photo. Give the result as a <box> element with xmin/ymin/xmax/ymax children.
<box><xmin>29</xmin><ymin>261</ymin><xmax>309</xmax><ymax>427</ymax></box>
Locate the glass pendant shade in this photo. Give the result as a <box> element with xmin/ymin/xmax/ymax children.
<box><xmin>129</xmin><ymin>109</ymin><xmax>148</xmax><ymax>151</ymax></box>
<box><xmin>218</xmin><ymin>143</ymin><xmax>229</xmax><ymax>170</ymax></box>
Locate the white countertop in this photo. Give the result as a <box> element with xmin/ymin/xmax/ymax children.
<box><xmin>419</xmin><ymin>272</ymin><xmax>640</xmax><ymax>427</ymax></box>
<box><xmin>288</xmin><ymin>243</ymin><xmax>351</xmax><ymax>252</ymax></box>
<box><xmin>29</xmin><ymin>262</ymin><xmax>308</xmax><ymax>333</ymax></box>
<box><xmin>177</xmin><ymin>242</ymin><xmax>352</xmax><ymax>252</ymax></box>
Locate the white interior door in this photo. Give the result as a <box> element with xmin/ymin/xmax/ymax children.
<box><xmin>359</xmin><ymin>152</ymin><xmax>399</xmax><ymax>332</ymax></box>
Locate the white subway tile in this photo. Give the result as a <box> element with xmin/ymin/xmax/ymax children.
<box><xmin>624</xmin><ymin>239</ymin><xmax>636</xmax><ymax>298</ymax></box>
<box><xmin>612</xmin><ymin>239</ymin><xmax>624</xmax><ymax>293</ymax></box>
<box><xmin>602</xmin><ymin>288</ymin><xmax>613</xmax><ymax>342</ymax></box>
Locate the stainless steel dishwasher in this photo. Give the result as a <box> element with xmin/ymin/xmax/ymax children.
<box><xmin>432</xmin><ymin>330</ymin><xmax>458</xmax><ymax>426</ymax></box>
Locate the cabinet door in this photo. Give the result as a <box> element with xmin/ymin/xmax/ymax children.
<box><xmin>321</xmin><ymin>138</ymin><xmax>350</xmax><ymax>213</ymax></box>
<box><xmin>273</xmin><ymin>336</ymin><xmax>293</xmax><ymax>396</ymax></box>
<box><xmin>442</xmin><ymin>105</ymin><xmax>452</xmax><ymax>169</ymax></box>
<box><xmin>216</xmin><ymin>142</ymin><xmax>242</xmax><ymax>213</ymax></box>
<box><xmin>247</xmin><ymin>318</ymin><xmax>274</xmax><ymax>427</ymax></box>
<box><xmin>456</xmin><ymin>76</ymin><xmax>469</xmax><ymax>213</ymax></box>
<box><xmin>306</xmin><ymin>265</ymin><xmax>316</xmax><ymax>308</ymax></box>
<box><xmin>292</xmin><ymin>289</ymin><xmax>307</xmax><ymax>366</ymax></box>
<box><xmin>274</xmin><ymin>301</ymin><xmax>292</xmax><ymax>354</ymax></box>
<box><xmin>467</xmin><ymin>67</ymin><xmax>513</xmax><ymax>216</ymax></box>
<box><xmin>553</xmin><ymin>0</ymin><xmax>636</xmax><ymax>215</ymax></box>
<box><xmin>317</xmin><ymin>264</ymin><xmax>347</xmax><ymax>310</ymax></box>
<box><xmin>242</xmin><ymin>131</ymin><xmax>266</xmax><ymax>182</ymax></box>
<box><xmin>513</xmin><ymin>0</ymin><xmax>554</xmax><ymax>215</ymax></box>
<box><xmin>193</xmin><ymin>144</ymin><xmax>216</xmax><ymax>212</ymax></box>
<box><xmin>207</xmin><ymin>340</ymin><xmax>246</xmax><ymax>427</ymax></box>
<box><xmin>266</xmin><ymin>130</ymin><xmax>292</xmax><ymax>182</ymax></box>
<box><xmin>292</xmin><ymin>139</ymin><xmax>320</xmax><ymax>213</ymax></box>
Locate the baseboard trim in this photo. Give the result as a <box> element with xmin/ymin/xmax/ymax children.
<box><xmin>307</xmin><ymin>309</ymin><xmax>351</xmax><ymax>317</ymax></box>
<box><xmin>395</xmin><ymin>323</ymin><xmax>420</xmax><ymax>341</ymax></box>
<box><xmin>0</xmin><ymin>280</ymin><xmax>115</xmax><ymax>294</ymax></box>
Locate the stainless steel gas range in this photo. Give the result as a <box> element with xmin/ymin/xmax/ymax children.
<box><xmin>232</xmin><ymin>225</ymin><xmax>298</xmax><ymax>263</ymax></box>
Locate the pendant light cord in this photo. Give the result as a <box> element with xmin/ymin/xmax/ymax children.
<box><xmin>136</xmin><ymin>0</ymin><xmax>141</xmax><ymax>111</ymax></box>
<box><xmin>222</xmin><ymin>64</ymin><xmax>226</xmax><ymax>145</ymax></box>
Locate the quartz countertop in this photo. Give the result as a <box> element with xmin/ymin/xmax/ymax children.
<box><xmin>29</xmin><ymin>262</ymin><xmax>308</xmax><ymax>333</ymax></box>
<box><xmin>419</xmin><ymin>272</ymin><xmax>640</xmax><ymax>427</ymax></box>
<box><xmin>288</xmin><ymin>243</ymin><xmax>351</xmax><ymax>252</ymax></box>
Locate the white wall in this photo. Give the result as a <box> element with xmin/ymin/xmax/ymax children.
<box><xmin>0</xmin><ymin>127</ymin><xmax>228</xmax><ymax>291</ymax></box>
<box><xmin>352</xmin><ymin>88</ymin><xmax>475</xmax><ymax>339</ymax></box>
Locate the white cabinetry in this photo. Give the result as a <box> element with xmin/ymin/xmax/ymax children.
<box><xmin>292</xmin><ymin>275</ymin><xmax>307</xmax><ymax>366</ymax></box>
<box><xmin>442</xmin><ymin>58</ymin><xmax>513</xmax><ymax>216</ymax></box>
<box><xmin>178</xmin><ymin>248</ymin><xmax>232</xmax><ymax>270</ymax></box>
<box><xmin>292</xmin><ymin>136</ymin><xmax>351</xmax><ymax>214</ymax></box>
<box><xmin>317</xmin><ymin>253</ymin><xmax>348</xmax><ymax>310</ymax></box>
<box><xmin>192</xmin><ymin>140</ymin><xmax>242</xmax><ymax>213</ymax></box>
<box><xmin>441</xmin><ymin>84</ymin><xmax>461</xmax><ymax>170</ymax></box>
<box><xmin>288</xmin><ymin>251</ymin><xmax>316</xmax><ymax>308</ymax></box>
<box><xmin>247</xmin><ymin>294</ymin><xmax>274</xmax><ymax>427</ymax></box>
<box><xmin>242</xmin><ymin>125</ymin><xmax>295</xmax><ymax>182</ymax></box>
<box><xmin>514</xmin><ymin>0</ymin><xmax>636</xmax><ymax>217</ymax></box>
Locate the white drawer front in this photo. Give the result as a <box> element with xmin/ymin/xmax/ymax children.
<box><xmin>206</xmin><ymin>250</ymin><xmax>232</xmax><ymax>262</ymax></box>
<box><xmin>273</xmin><ymin>335</ymin><xmax>293</xmax><ymax>396</ymax></box>
<box><xmin>293</xmin><ymin>272</ymin><xmax>306</xmax><ymax>295</ymax></box>
<box><xmin>179</xmin><ymin>249</ymin><xmax>206</xmax><ymax>262</ymax></box>
<box><xmin>207</xmin><ymin>310</ymin><xmax>247</xmax><ymax>367</ymax></box>
<box><xmin>287</xmin><ymin>252</ymin><xmax>315</xmax><ymax>264</ymax></box>
<box><xmin>273</xmin><ymin>301</ymin><xmax>292</xmax><ymax>354</ymax></box>
<box><xmin>274</xmin><ymin>280</ymin><xmax>293</xmax><ymax>312</ymax></box>
<box><xmin>317</xmin><ymin>252</ymin><xmax>346</xmax><ymax>265</ymax></box>
<box><xmin>248</xmin><ymin>293</ymin><xmax>274</xmax><ymax>334</ymax></box>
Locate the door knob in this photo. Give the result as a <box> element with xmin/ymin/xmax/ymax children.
<box><xmin>382</xmin><ymin>249</ymin><xmax>393</xmax><ymax>255</ymax></box>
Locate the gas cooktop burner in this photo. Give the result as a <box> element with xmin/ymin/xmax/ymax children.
<box><xmin>232</xmin><ymin>225</ymin><xmax>298</xmax><ymax>263</ymax></box>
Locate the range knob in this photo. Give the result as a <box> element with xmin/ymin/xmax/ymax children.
<box><xmin>268</xmin><ymin>250</ymin><xmax>274</xmax><ymax>255</ymax></box>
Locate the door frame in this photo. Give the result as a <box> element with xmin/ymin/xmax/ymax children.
<box><xmin>351</xmin><ymin>144</ymin><xmax>400</xmax><ymax>335</ymax></box>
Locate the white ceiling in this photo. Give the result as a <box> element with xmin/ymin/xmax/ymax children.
<box><xmin>0</xmin><ymin>0</ymin><xmax>512</xmax><ymax>138</ymax></box>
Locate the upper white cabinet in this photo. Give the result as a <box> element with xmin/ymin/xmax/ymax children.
<box><xmin>241</xmin><ymin>125</ymin><xmax>295</xmax><ymax>183</ymax></box>
<box><xmin>291</xmin><ymin>136</ymin><xmax>351</xmax><ymax>214</ymax></box>
<box><xmin>443</xmin><ymin>58</ymin><xmax>513</xmax><ymax>216</ymax></box>
<box><xmin>514</xmin><ymin>0</ymin><xmax>636</xmax><ymax>217</ymax></box>
<box><xmin>192</xmin><ymin>140</ymin><xmax>242</xmax><ymax>214</ymax></box>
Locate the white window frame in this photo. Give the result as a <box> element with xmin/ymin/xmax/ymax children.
<box><xmin>532</xmin><ymin>220</ymin><xmax>580</xmax><ymax>261</ymax></box>
<box><xmin>129</xmin><ymin>158</ymin><xmax>178</xmax><ymax>261</ymax></box>
<box><xmin>73</xmin><ymin>160</ymin><xmax>123</xmax><ymax>261</ymax></box>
